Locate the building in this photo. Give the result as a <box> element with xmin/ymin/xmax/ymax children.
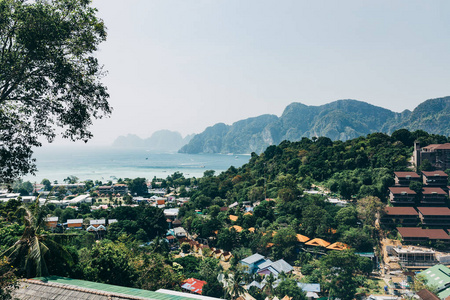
<box><xmin>66</xmin><ymin>219</ymin><xmax>83</xmax><ymax>229</ymax></box>
<box><xmin>388</xmin><ymin>187</ymin><xmax>416</xmax><ymax>206</ymax></box>
<box><xmin>112</xmin><ymin>184</ymin><xmax>128</xmax><ymax>194</ymax></box>
<box><xmin>420</xmin><ymin>188</ymin><xmax>448</xmax><ymax>206</ymax></box>
<box><xmin>13</xmin><ymin>276</ymin><xmax>221</xmax><ymax>300</ymax></box>
<box><xmin>397</xmin><ymin>227</ymin><xmax>450</xmax><ymax>244</ymax></box>
<box><xmin>240</xmin><ymin>253</ymin><xmax>266</xmax><ymax>274</ymax></box>
<box><xmin>417</xmin><ymin>207</ymin><xmax>450</xmax><ymax>228</ymax></box>
<box><xmin>181</xmin><ymin>278</ymin><xmax>207</xmax><ymax>295</ymax></box>
<box><xmin>419</xmin><ymin>264</ymin><xmax>450</xmax><ymax>299</ymax></box>
<box><xmin>381</xmin><ymin>207</ymin><xmax>420</xmax><ymax>227</ymax></box>
<box><xmin>422</xmin><ymin>171</ymin><xmax>449</xmax><ymax>187</ymax></box>
<box><xmin>394</xmin><ymin>172</ymin><xmax>422</xmax><ymax>186</ymax></box>
<box><xmin>256</xmin><ymin>259</ymin><xmax>294</xmax><ymax>276</ymax></box>
<box><xmin>45</xmin><ymin>217</ymin><xmax>58</xmax><ymax>229</ymax></box>
<box><xmin>414</xmin><ymin>142</ymin><xmax>450</xmax><ymax>171</ymax></box>
<box><xmin>390</xmin><ymin>245</ymin><xmax>438</xmax><ymax>267</ymax></box>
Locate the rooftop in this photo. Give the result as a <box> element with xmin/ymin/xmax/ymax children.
<box><xmin>388</xmin><ymin>187</ymin><xmax>416</xmax><ymax>194</ymax></box>
<box><xmin>394</xmin><ymin>172</ymin><xmax>421</xmax><ymax>178</ymax></box>
<box><xmin>384</xmin><ymin>207</ymin><xmax>418</xmax><ymax>216</ymax></box>
<box><xmin>417</xmin><ymin>207</ymin><xmax>450</xmax><ymax>216</ymax></box>
<box><xmin>423</xmin><ymin>187</ymin><xmax>447</xmax><ymax>195</ymax></box>
<box><xmin>422</xmin><ymin>170</ymin><xmax>448</xmax><ymax>177</ymax></box>
<box><xmin>241</xmin><ymin>253</ymin><xmax>265</xmax><ymax>265</ymax></box>
<box><xmin>397</xmin><ymin>227</ymin><xmax>450</xmax><ymax>240</ymax></box>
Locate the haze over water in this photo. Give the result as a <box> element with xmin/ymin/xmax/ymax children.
<box><xmin>23</xmin><ymin>146</ymin><xmax>249</xmax><ymax>183</ymax></box>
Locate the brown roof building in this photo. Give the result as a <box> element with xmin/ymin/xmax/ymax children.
<box><xmin>381</xmin><ymin>207</ymin><xmax>420</xmax><ymax>227</ymax></box>
<box><xmin>394</xmin><ymin>172</ymin><xmax>421</xmax><ymax>186</ymax></box>
<box><xmin>417</xmin><ymin>207</ymin><xmax>450</xmax><ymax>228</ymax></box>
<box><xmin>420</xmin><ymin>187</ymin><xmax>448</xmax><ymax>206</ymax></box>
<box><xmin>422</xmin><ymin>171</ymin><xmax>449</xmax><ymax>187</ymax></box>
<box><xmin>414</xmin><ymin>142</ymin><xmax>450</xmax><ymax>171</ymax></box>
<box><xmin>388</xmin><ymin>187</ymin><xmax>416</xmax><ymax>206</ymax></box>
<box><xmin>397</xmin><ymin>227</ymin><xmax>450</xmax><ymax>244</ymax></box>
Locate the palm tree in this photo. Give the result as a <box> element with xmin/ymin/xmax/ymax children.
<box><xmin>263</xmin><ymin>273</ymin><xmax>276</xmax><ymax>299</ymax></box>
<box><xmin>1</xmin><ymin>199</ymin><xmax>72</xmax><ymax>278</ymax></box>
<box><xmin>225</xmin><ymin>271</ymin><xmax>246</xmax><ymax>300</ymax></box>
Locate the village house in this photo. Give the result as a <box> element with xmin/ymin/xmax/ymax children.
<box><xmin>66</xmin><ymin>218</ymin><xmax>83</xmax><ymax>229</ymax></box>
<box><xmin>45</xmin><ymin>216</ymin><xmax>58</xmax><ymax>229</ymax></box>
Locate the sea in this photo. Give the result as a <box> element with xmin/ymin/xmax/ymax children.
<box><xmin>22</xmin><ymin>145</ymin><xmax>250</xmax><ymax>183</ymax></box>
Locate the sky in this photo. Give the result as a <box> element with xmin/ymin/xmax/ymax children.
<box><xmin>63</xmin><ymin>0</ymin><xmax>450</xmax><ymax>145</ymax></box>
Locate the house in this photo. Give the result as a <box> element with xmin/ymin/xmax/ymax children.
<box><xmin>414</xmin><ymin>142</ymin><xmax>450</xmax><ymax>171</ymax></box>
<box><xmin>397</xmin><ymin>227</ymin><xmax>450</xmax><ymax>244</ymax></box>
<box><xmin>420</xmin><ymin>188</ymin><xmax>448</xmax><ymax>206</ymax></box>
<box><xmin>97</xmin><ymin>185</ymin><xmax>112</xmax><ymax>194</ymax></box>
<box><xmin>297</xmin><ymin>283</ymin><xmax>321</xmax><ymax>298</ymax></box>
<box><xmin>181</xmin><ymin>278</ymin><xmax>207</xmax><ymax>295</ymax></box>
<box><xmin>174</xmin><ymin>227</ymin><xmax>187</xmax><ymax>238</ymax></box>
<box><xmin>381</xmin><ymin>207</ymin><xmax>420</xmax><ymax>227</ymax></box>
<box><xmin>240</xmin><ymin>253</ymin><xmax>266</xmax><ymax>274</ymax></box>
<box><xmin>388</xmin><ymin>187</ymin><xmax>416</xmax><ymax>206</ymax></box>
<box><xmin>13</xmin><ymin>276</ymin><xmax>223</xmax><ymax>300</ymax></box>
<box><xmin>108</xmin><ymin>219</ymin><xmax>118</xmax><ymax>225</ymax></box>
<box><xmin>229</xmin><ymin>215</ymin><xmax>238</xmax><ymax>222</ymax></box>
<box><xmin>45</xmin><ymin>216</ymin><xmax>58</xmax><ymax>229</ymax></box>
<box><xmin>66</xmin><ymin>219</ymin><xmax>83</xmax><ymax>229</ymax></box>
<box><xmin>172</xmin><ymin>219</ymin><xmax>182</xmax><ymax>228</ymax></box>
<box><xmin>90</xmin><ymin>219</ymin><xmax>106</xmax><ymax>228</ymax></box>
<box><xmin>164</xmin><ymin>208</ymin><xmax>179</xmax><ymax>220</ymax></box>
<box><xmin>417</xmin><ymin>207</ymin><xmax>450</xmax><ymax>228</ymax></box>
<box><xmin>221</xmin><ymin>251</ymin><xmax>233</xmax><ymax>262</ymax></box>
<box><xmin>229</xmin><ymin>225</ymin><xmax>243</xmax><ymax>233</ymax></box>
<box><xmin>394</xmin><ymin>172</ymin><xmax>421</xmax><ymax>186</ymax></box>
<box><xmin>419</xmin><ymin>264</ymin><xmax>450</xmax><ymax>299</ymax></box>
<box><xmin>256</xmin><ymin>259</ymin><xmax>294</xmax><ymax>277</ymax></box>
<box><xmin>422</xmin><ymin>171</ymin><xmax>449</xmax><ymax>187</ymax></box>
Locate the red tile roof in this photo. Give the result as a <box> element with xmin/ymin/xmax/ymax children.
<box><xmin>389</xmin><ymin>187</ymin><xmax>416</xmax><ymax>194</ymax></box>
<box><xmin>181</xmin><ymin>278</ymin><xmax>207</xmax><ymax>295</ymax></box>
<box><xmin>422</xmin><ymin>170</ymin><xmax>448</xmax><ymax>177</ymax></box>
<box><xmin>397</xmin><ymin>227</ymin><xmax>450</xmax><ymax>240</ymax></box>
<box><xmin>384</xmin><ymin>207</ymin><xmax>418</xmax><ymax>216</ymax></box>
<box><xmin>417</xmin><ymin>207</ymin><xmax>450</xmax><ymax>216</ymax></box>
<box><xmin>394</xmin><ymin>172</ymin><xmax>420</xmax><ymax>178</ymax></box>
<box><xmin>423</xmin><ymin>187</ymin><xmax>447</xmax><ymax>195</ymax></box>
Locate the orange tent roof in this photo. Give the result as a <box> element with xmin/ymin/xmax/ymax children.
<box><xmin>296</xmin><ymin>234</ymin><xmax>310</xmax><ymax>243</ymax></box>
<box><xmin>326</xmin><ymin>242</ymin><xmax>350</xmax><ymax>251</ymax></box>
<box><xmin>266</xmin><ymin>243</ymin><xmax>274</xmax><ymax>248</ymax></box>
<box><xmin>248</xmin><ymin>227</ymin><xmax>255</xmax><ymax>233</ymax></box>
<box><xmin>229</xmin><ymin>215</ymin><xmax>238</xmax><ymax>222</ymax></box>
<box><xmin>229</xmin><ymin>225</ymin><xmax>243</xmax><ymax>233</ymax></box>
<box><xmin>244</xmin><ymin>212</ymin><xmax>253</xmax><ymax>216</ymax></box>
<box><xmin>305</xmin><ymin>238</ymin><xmax>331</xmax><ymax>248</ymax></box>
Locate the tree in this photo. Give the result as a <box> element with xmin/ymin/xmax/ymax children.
<box><xmin>0</xmin><ymin>0</ymin><xmax>111</xmax><ymax>183</ymax></box>
<box><xmin>2</xmin><ymin>203</ymin><xmax>73</xmax><ymax>277</ymax></box>
<box><xmin>0</xmin><ymin>256</ymin><xmax>18</xmax><ymax>300</ymax></box>
<box><xmin>274</xmin><ymin>278</ymin><xmax>306</xmax><ymax>300</ymax></box>
<box><xmin>356</xmin><ymin>196</ymin><xmax>384</xmax><ymax>227</ymax></box>
<box><xmin>225</xmin><ymin>271</ymin><xmax>246</xmax><ymax>300</ymax></box>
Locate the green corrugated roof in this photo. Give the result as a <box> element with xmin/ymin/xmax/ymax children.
<box><xmin>33</xmin><ymin>276</ymin><xmax>194</xmax><ymax>300</ymax></box>
<box><xmin>419</xmin><ymin>264</ymin><xmax>450</xmax><ymax>299</ymax></box>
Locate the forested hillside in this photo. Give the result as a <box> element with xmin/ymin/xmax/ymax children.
<box><xmin>180</xmin><ymin>96</ymin><xmax>450</xmax><ymax>154</ymax></box>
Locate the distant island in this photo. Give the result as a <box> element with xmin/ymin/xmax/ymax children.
<box><xmin>179</xmin><ymin>96</ymin><xmax>450</xmax><ymax>154</ymax></box>
<box><xmin>112</xmin><ymin>130</ymin><xmax>194</xmax><ymax>152</ymax></box>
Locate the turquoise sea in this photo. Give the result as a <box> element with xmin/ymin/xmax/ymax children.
<box><xmin>23</xmin><ymin>145</ymin><xmax>250</xmax><ymax>183</ymax></box>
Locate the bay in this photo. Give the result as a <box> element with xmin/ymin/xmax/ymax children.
<box><xmin>22</xmin><ymin>145</ymin><xmax>250</xmax><ymax>183</ymax></box>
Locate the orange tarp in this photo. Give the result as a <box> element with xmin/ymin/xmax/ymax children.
<box><xmin>229</xmin><ymin>225</ymin><xmax>243</xmax><ymax>232</ymax></box>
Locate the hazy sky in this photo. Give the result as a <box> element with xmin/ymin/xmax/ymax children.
<box><xmin>67</xmin><ymin>0</ymin><xmax>450</xmax><ymax>145</ymax></box>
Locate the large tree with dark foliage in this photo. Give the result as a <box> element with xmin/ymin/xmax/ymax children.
<box><xmin>0</xmin><ymin>0</ymin><xmax>111</xmax><ymax>182</ymax></box>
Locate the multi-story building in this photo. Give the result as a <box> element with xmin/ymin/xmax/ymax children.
<box><xmin>389</xmin><ymin>187</ymin><xmax>416</xmax><ymax>206</ymax></box>
<box><xmin>422</xmin><ymin>171</ymin><xmax>449</xmax><ymax>187</ymax></box>
<box><xmin>418</xmin><ymin>207</ymin><xmax>450</xmax><ymax>228</ymax></box>
<box><xmin>414</xmin><ymin>142</ymin><xmax>450</xmax><ymax>171</ymax></box>
<box><xmin>381</xmin><ymin>207</ymin><xmax>420</xmax><ymax>227</ymax></box>
<box><xmin>420</xmin><ymin>187</ymin><xmax>448</xmax><ymax>206</ymax></box>
<box><xmin>394</xmin><ymin>172</ymin><xmax>421</xmax><ymax>186</ymax></box>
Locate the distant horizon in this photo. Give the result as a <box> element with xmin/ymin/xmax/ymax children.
<box><xmin>48</xmin><ymin>95</ymin><xmax>449</xmax><ymax>146</ymax></box>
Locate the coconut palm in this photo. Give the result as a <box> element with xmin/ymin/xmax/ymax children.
<box><xmin>263</xmin><ymin>273</ymin><xmax>276</xmax><ymax>299</ymax></box>
<box><xmin>225</xmin><ymin>271</ymin><xmax>246</xmax><ymax>300</ymax></box>
<box><xmin>1</xmin><ymin>199</ymin><xmax>73</xmax><ymax>278</ymax></box>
